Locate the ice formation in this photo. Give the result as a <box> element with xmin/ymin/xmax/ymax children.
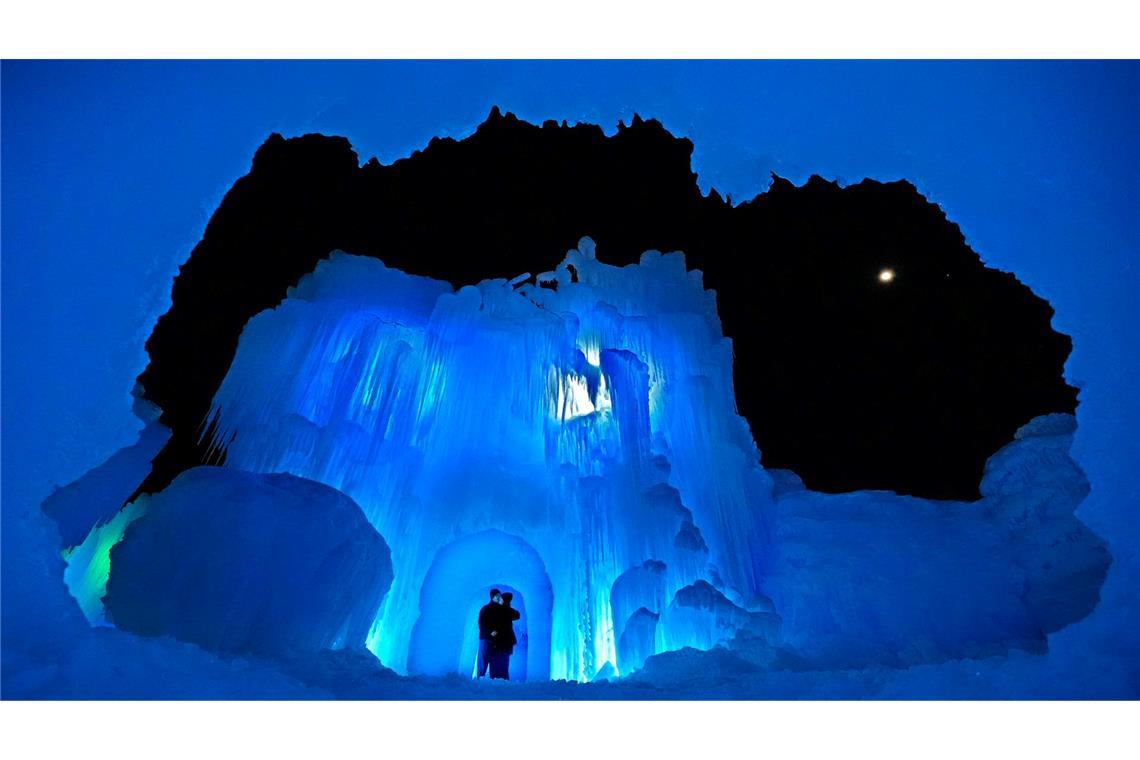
<box><xmin>104</xmin><ymin>466</ymin><xmax>392</xmax><ymax>656</ymax></box>
<box><xmin>44</xmin><ymin>237</ymin><xmax>1107</xmax><ymax>688</ymax></box>
<box><xmin>762</xmin><ymin>412</ymin><xmax>1109</xmax><ymax>668</ymax></box>
<box><xmin>198</xmin><ymin>239</ymin><xmax>776</xmax><ymax>680</ymax></box>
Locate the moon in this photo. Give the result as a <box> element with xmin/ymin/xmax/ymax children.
<box><xmin>878</xmin><ymin>268</ymin><xmax>895</xmax><ymax>283</ymax></box>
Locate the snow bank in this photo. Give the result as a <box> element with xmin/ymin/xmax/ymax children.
<box><xmin>104</xmin><ymin>466</ymin><xmax>393</xmax><ymax>657</ymax></box>
<box><xmin>763</xmin><ymin>413</ymin><xmax>1108</xmax><ymax>669</ymax></box>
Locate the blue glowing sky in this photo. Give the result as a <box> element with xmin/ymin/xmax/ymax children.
<box><xmin>2</xmin><ymin>60</ymin><xmax>1137</xmax><ymax>529</ymax></box>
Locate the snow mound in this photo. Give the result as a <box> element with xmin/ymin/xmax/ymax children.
<box><xmin>764</xmin><ymin>414</ymin><xmax>1108</xmax><ymax>669</ymax></box>
<box><xmin>104</xmin><ymin>466</ymin><xmax>392</xmax><ymax>657</ymax></box>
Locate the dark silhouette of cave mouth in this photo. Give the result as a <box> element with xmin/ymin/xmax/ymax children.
<box><xmin>133</xmin><ymin>106</ymin><xmax>1077</xmax><ymax>503</ymax></box>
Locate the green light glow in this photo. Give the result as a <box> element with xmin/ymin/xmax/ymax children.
<box><xmin>62</xmin><ymin>500</ymin><xmax>146</xmax><ymax>626</ymax></box>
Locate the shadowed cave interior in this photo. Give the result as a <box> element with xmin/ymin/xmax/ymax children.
<box><xmin>134</xmin><ymin>107</ymin><xmax>1078</xmax><ymax>505</ymax></box>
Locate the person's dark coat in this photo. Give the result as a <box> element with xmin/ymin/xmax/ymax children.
<box><xmin>478</xmin><ymin>601</ymin><xmax>501</xmax><ymax>641</ymax></box>
<box><xmin>496</xmin><ymin>595</ymin><xmax>521</xmax><ymax>654</ymax></box>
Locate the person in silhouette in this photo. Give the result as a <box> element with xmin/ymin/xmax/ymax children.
<box><xmin>488</xmin><ymin>591</ymin><xmax>521</xmax><ymax>680</ymax></box>
<box><xmin>476</xmin><ymin>588</ymin><xmax>504</xmax><ymax>678</ymax></box>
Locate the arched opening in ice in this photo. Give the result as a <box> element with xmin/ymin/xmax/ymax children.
<box><xmin>407</xmin><ymin>530</ymin><xmax>553</xmax><ymax>681</ymax></box>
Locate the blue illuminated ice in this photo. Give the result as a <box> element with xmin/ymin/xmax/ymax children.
<box><xmin>199</xmin><ymin>238</ymin><xmax>778</xmax><ymax>680</ymax></box>
<box><xmin>104</xmin><ymin>466</ymin><xmax>392</xmax><ymax>657</ymax></box>
<box><xmin>34</xmin><ymin>235</ymin><xmax>1110</xmax><ymax>695</ymax></box>
<box><xmin>43</xmin><ymin>395</ymin><xmax>170</xmax><ymax>550</ymax></box>
<box><xmin>78</xmin><ymin>236</ymin><xmax>1096</xmax><ymax>686</ymax></box>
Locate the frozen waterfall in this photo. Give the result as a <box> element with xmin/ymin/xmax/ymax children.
<box><xmin>200</xmin><ymin>238</ymin><xmax>777</xmax><ymax>680</ymax></box>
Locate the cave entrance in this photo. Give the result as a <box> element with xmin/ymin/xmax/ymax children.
<box><xmin>407</xmin><ymin>530</ymin><xmax>553</xmax><ymax>681</ymax></box>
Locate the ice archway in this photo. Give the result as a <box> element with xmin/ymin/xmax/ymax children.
<box><xmin>407</xmin><ymin>530</ymin><xmax>553</xmax><ymax>681</ymax></box>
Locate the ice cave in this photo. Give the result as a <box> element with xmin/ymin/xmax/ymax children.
<box><xmin>49</xmin><ymin>236</ymin><xmax>1108</xmax><ymax>688</ymax></box>
<box><xmin>3</xmin><ymin>85</ymin><xmax>1128</xmax><ymax>702</ymax></box>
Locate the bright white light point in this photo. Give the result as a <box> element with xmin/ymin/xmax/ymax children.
<box><xmin>878</xmin><ymin>268</ymin><xmax>895</xmax><ymax>283</ymax></box>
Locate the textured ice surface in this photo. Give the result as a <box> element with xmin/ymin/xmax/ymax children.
<box><xmin>104</xmin><ymin>466</ymin><xmax>392</xmax><ymax>657</ymax></box>
<box><xmin>31</xmin><ymin>239</ymin><xmax>1110</xmax><ymax>695</ymax></box>
<box><xmin>62</xmin><ymin>500</ymin><xmax>146</xmax><ymax>625</ymax></box>
<box><xmin>407</xmin><ymin>529</ymin><xmax>552</xmax><ymax>681</ymax></box>
<box><xmin>763</xmin><ymin>413</ymin><xmax>1108</xmax><ymax>668</ymax></box>
<box><xmin>659</xmin><ymin>580</ymin><xmax>780</xmax><ymax>654</ymax></box>
<box><xmin>41</xmin><ymin>397</ymin><xmax>171</xmax><ymax>625</ymax></box>
<box><xmin>202</xmin><ymin>240</ymin><xmax>776</xmax><ymax>680</ymax></box>
<box><xmin>42</xmin><ymin>397</ymin><xmax>170</xmax><ymax>550</ymax></box>
<box><xmin>186</xmin><ymin>238</ymin><xmax>1106</xmax><ymax>683</ymax></box>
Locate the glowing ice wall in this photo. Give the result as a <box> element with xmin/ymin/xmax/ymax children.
<box><xmin>62</xmin><ymin>501</ymin><xmax>145</xmax><ymax>625</ymax></box>
<box><xmin>203</xmin><ymin>239</ymin><xmax>778</xmax><ymax>680</ymax></box>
